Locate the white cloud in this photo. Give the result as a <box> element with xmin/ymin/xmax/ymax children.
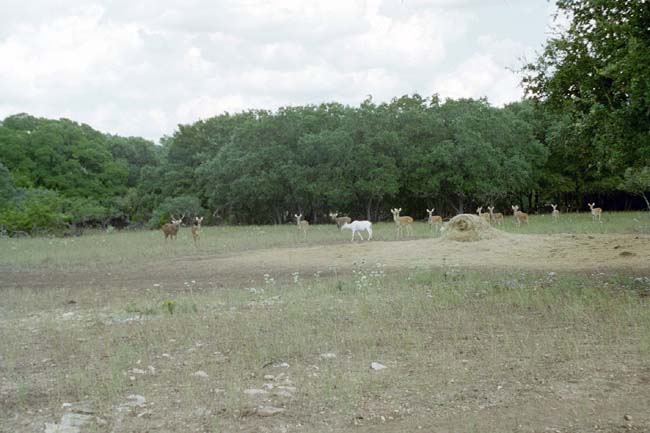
<box><xmin>0</xmin><ymin>0</ymin><xmax>552</xmax><ymax>140</ymax></box>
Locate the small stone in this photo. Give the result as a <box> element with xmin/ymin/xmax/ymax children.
<box><xmin>320</xmin><ymin>352</ymin><xmax>337</xmax><ymax>359</ymax></box>
<box><xmin>191</xmin><ymin>370</ymin><xmax>209</xmax><ymax>379</ymax></box>
<box><xmin>124</xmin><ymin>394</ymin><xmax>146</xmax><ymax>407</ymax></box>
<box><xmin>256</xmin><ymin>406</ymin><xmax>285</xmax><ymax>417</ymax></box>
<box><xmin>370</xmin><ymin>362</ymin><xmax>387</xmax><ymax>371</ymax></box>
<box><xmin>275</xmin><ymin>362</ymin><xmax>290</xmax><ymax>368</ymax></box>
<box><xmin>276</xmin><ymin>386</ymin><xmax>296</xmax><ymax>393</ymax></box>
<box><xmin>244</xmin><ymin>388</ymin><xmax>268</xmax><ymax>396</ymax></box>
<box><xmin>624</xmin><ymin>414</ymin><xmax>632</xmax><ymax>421</ymax></box>
<box><xmin>131</xmin><ymin>368</ymin><xmax>146</xmax><ymax>375</ymax></box>
<box><xmin>263</xmin><ymin>374</ymin><xmax>275</xmax><ymax>380</ymax></box>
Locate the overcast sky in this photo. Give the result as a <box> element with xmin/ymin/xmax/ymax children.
<box><xmin>0</xmin><ymin>0</ymin><xmax>557</xmax><ymax>142</ymax></box>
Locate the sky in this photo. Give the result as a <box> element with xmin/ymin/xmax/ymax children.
<box><xmin>0</xmin><ymin>0</ymin><xmax>559</xmax><ymax>142</ymax></box>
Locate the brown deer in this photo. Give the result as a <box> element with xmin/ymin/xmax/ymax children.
<box><xmin>162</xmin><ymin>215</ymin><xmax>184</xmax><ymax>240</ymax></box>
<box><xmin>294</xmin><ymin>213</ymin><xmax>309</xmax><ymax>239</ymax></box>
<box><xmin>329</xmin><ymin>212</ymin><xmax>351</xmax><ymax>230</ymax></box>
<box><xmin>550</xmin><ymin>204</ymin><xmax>560</xmax><ymax>223</ymax></box>
<box><xmin>191</xmin><ymin>216</ymin><xmax>203</xmax><ymax>244</ymax></box>
<box><xmin>426</xmin><ymin>208</ymin><xmax>442</xmax><ymax>232</ymax></box>
<box><xmin>391</xmin><ymin>208</ymin><xmax>414</xmax><ymax>239</ymax></box>
<box><xmin>588</xmin><ymin>203</ymin><xmax>602</xmax><ymax>223</ymax></box>
<box><xmin>487</xmin><ymin>206</ymin><xmax>503</xmax><ymax>226</ymax></box>
<box><xmin>476</xmin><ymin>206</ymin><xmax>491</xmax><ymax>223</ymax></box>
<box><xmin>511</xmin><ymin>205</ymin><xmax>529</xmax><ymax>227</ymax></box>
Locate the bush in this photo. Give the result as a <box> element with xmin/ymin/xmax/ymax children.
<box><xmin>0</xmin><ymin>188</ymin><xmax>68</xmax><ymax>233</ymax></box>
<box><xmin>148</xmin><ymin>195</ymin><xmax>204</xmax><ymax>228</ymax></box>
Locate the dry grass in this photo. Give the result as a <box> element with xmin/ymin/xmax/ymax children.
<box><xmin>1</xmin><ymin>213</ymin><xmax>650</xmax><ymax>432</ymax></box>
<box><xmin>1</xmin><ymin>268</ymin><xmax>650</xmax><ymax>432</ymax></box>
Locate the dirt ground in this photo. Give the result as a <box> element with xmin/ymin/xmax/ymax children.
<box><xmin>2</xmin><ymin>233</ymin><xmax>649</xmax><ymax>290</ymax></box>
<box><xmin>2</xmin><ymin>232</ymin><xmax>650</xmax><ymax>433</ymax></box>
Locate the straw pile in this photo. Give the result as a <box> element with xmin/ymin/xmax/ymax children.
<box><xmin>441</xmin><ymin>213</ymin><xmax>503</xmax><ymax>242</ymax></box>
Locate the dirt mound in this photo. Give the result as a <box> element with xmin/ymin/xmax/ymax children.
<box><xmin>441</xmin><ymin>213</ymin><xmax>503</xmax><ymax>242</ymax></box>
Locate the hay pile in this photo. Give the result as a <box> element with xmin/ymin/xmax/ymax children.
<box><xmin>441</xmin><ymin>213</ymin><xmax>503</xmax><ymax>242</ymax></box>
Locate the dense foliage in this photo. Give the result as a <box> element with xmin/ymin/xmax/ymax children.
<box><xmin>1</xmin><ymin>0</ymin><xmax>649</xmax><ymax>234</ymax></box>
<box><xmin>523</xmin><ymin>0</ymin><xmax>650</xmax><ymax>204</ymax></box>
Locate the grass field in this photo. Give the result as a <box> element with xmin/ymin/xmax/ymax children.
<box><xmin>1</xmin><ymin>211</ymin><xmax>650</xmax><ymax>432</ymax></box>
<box><xmin>0</xmin><ymin>211</ymin><xmax>648</xmax><ymax>269</ymax></box>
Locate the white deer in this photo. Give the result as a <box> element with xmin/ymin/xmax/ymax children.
<box><xmin>588</xmin><ymin>203</ymin><xmax>602</xmax><ymax>223</ymax></box>
<box><xmin>426</xmin><ymin>208</ymin><xmax>442</xmax><ymax>232</ymax></box>
<box><xmin>550</xmin><ymin>204</ymin><xmax>560</xmax><ymax>223</ymax></box>
<box><xmin>294</xmin><ymin>213</ymin><xmax>309</xmax><ymax>238</ymax></box>
<box><xmin>487</xmin><ymin>206</ymin><xmax>503</xmax><ymax>226</ymax></box>
<box><xmin>390</xmin><ymin>208</ymin><xmax>413</xmax><ymax>239</ymax></box>
<box><xmin>341</xmin><ymin>220</ymin><xmax>373</xmax><ymax>242</ymax></box>
<box><xmin>329</xmin><ymin>212</ymin><xmax>351</xmax><ymax>230</ymax></box>
<box><xmin>161</xmin><ymin>214</ymin><xmax>184</xmax><ymax>240</ymax></box>
<box><xmin>511</xmin><ymin>205</ymin><xmax>529</xmax><ymax>226</ymax></box>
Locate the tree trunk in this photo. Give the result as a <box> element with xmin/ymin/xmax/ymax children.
<box><xmin>642</xmin><ymin>193</ymin><xmax>650</xmax><ymax>212</ymax></box>
<box><xmin>366</xmin><ymin>198</ymin><xmax>373</xmax><ymax>221</ymax></box>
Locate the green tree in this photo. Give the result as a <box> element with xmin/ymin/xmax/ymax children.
<box><xmin>620</xmin><ymin>167</ymin><xmax>650</xmax><ymax>211</ymax></box>
<box><xmin>523</xmin><ymin>0</ymin><xmax>650</xmax><ymax>201</ymax></box>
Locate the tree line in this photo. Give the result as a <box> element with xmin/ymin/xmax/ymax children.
<box><xmin>0</xmin><ymin>0</ymin><xmax>648</xmax><ymax>234</ymax></box>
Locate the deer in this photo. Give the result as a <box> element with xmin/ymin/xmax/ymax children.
<box><xmin>487</xmin><ymin>206</ymin><xmax>503</xmax><ymax>226</ymax></box>
<box><xmin>511</xmin><ymin>205</ymin><xmax>529</xmax><ymax>227</ymax></box>
<box><xmin>476</xmin><ymin>206</ymin><xmax>491</xmax><ymax>223</ymax></box>
<box><xmin>426</xmin><ymin>208</ymin><xmax>442</xmax><ymax>232</ymax></box>
<box><xmin>588</xmin><ymin>203</ymin><xmax>602</xmax><ymax>223</ymax></box>
<box><xmin>550</xmin><ymin>204</ymin><xmax>560</xmax><ymax>223</ymax></box>
<box><xmin>191</xmin><ymin>216</ymin><xmax>203</xmax><ymax>244</ymax></box>
<box><xmin>329</xmin><ymin>212</ymin><xmax>351</xmax><ymax>230</ymax></box>
<box><xmin>390</xmin><ymin>208</ymin><xmax>413</xmax><ymax>239</ymax></box>
<box><xmin>294</xmin><ymin>213</ymin><xmax>309</xmax><ymax>239</ymax></box>
<box><xmin>341</xmin><ymin>220</ymin><xmax>373</xmax><ymax>242</ymax></box>
<box><xmin>162</xmin><ymin>214</ymin><xmax>184</xmax><ymax>240</ymax></box>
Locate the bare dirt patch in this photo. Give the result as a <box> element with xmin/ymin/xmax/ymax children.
<box><xmin>2</xmin><ymin>233</ymin><xmax>649</xmax><ymax>290</ymax></box>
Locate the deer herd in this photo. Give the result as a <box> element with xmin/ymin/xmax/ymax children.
<box><xmin>161</xmin><ymin>203</ymin><xmax>605</xmax><ymax>243</ymax></box>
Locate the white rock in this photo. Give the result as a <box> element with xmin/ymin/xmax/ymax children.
<box><xmin>371</xmin><ymin>362</ymin><xmax>387</xmax><ymax>371</ymax></box>
<box><xmin>123</xmin><ymin>394</ymin><xmax>146</xmax><ymax>407</ymax></box>
<box><xmin>320</xmin><ymin>352</ymin><xmax>337</xmax><ymax>359</ymax></box>
<box><xmin>276</xmin><ymin>386</ymin><xmax>297</xmax><ymax>393</ymax></box>
<box><xmin>256</xmin><ymin>406</ymin><xmax>285</xmax><ymax>417</ymax></box>
<box><xmin>131</xmin><ymin>368</ymin><xmax>146</xmax><ymax>375</ymax></box>
<box><xmin>191</xmin><ymin>371</ymin><xmax>209</xmax><ymax>379</ymax></box>
<box><xmin>244</xmin><ymin>388</ymin><xmax>268</xmax><ymax>396</ymax></box>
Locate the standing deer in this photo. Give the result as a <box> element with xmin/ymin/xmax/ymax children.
<box><xmin>426</xmin><ymin>208</ymin><xmax>442</xmax><ymax>232</ymax></box>
<box><xmin>294</xmin><ymin>213</ymin><xmax>309</xmax><ymax>239</ymax></box>
<box><xmin>550</xmin><ymin>204</ymin><xmax>560</xmax><ymax>223</ymax></box>
<box><xmin>329</xmin><ymin>212</ymin><xmax>351</xmax><ymax>230</ymax></box>
<box><xmin>476</xmin><ymin>206</ymin><xmax>491</xmax><ymax>223</ymax></box>
<box><xmin>487</xmin><ymin>206</ymin><xmax>503</xmax><ymax>226</ymax></box>
<box><xmin>341</xmin><ymin>220</ymin><xmax>373</xmax><ymax>242</ymax></box>
<box><xmin>162</xmin><ymin>215</ymin><xmax>184</xmax><ymax>240</ymax></box>
<box><xmin>191</xmin><ymin>216</ymin><xmax>203</xmax><ymax>245</ymax></box>
<box><xmin>511</xmin><ymin>205</ymin><xmax>529</xmax><ymax>226</ymax></box>
<box><xmin>390</xmin><ymin>208</ymin><xmax>413</xmax><ymax>239</ymax></box>
<box><xmin>588</xmin><ymin>203</ymin><xmax>602</xmax><ymax>223</ymax></box>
